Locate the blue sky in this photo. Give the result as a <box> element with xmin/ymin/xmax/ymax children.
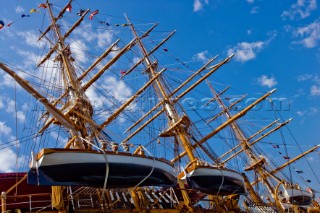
<box><xmin>0</xmin><ymin>0</ymin><xmax>319</xmax><ymax>194</ymax></box>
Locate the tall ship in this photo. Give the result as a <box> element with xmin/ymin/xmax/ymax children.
<box><xmin>0</xmin><ymin>1</ymin><xmax>319</xmax><ymax>212</ymax></box>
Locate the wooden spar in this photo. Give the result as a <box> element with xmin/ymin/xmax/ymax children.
<box><xmin>190</xmin><ymin>136</ymin><xmax>220</xmax><ymax>163</ymax></box>
<box><xmin>0</xmin><ymin>63</ymin><xmax>77</xmax><ymax>131</ymax></box>
<box><xmin>242</xmin><ymin>173</ymin><xmax>264</xmax><ymax>204</ymax></box>
<box><xmin>221</xmin><ymin>118</ymin><xmax>292</xmax><ymax>164</ymax></box>
<box><xmin>251</xmin><ymin>144</ymin><xmax>320</xmax><ymax>186</ymax></box>
<box><xmin>79</xmin><ymin>39</ymin><xmax>120</xmax><ymax>81</ymax></box>
<box><xmin>38</xmin><ymin>0</ymin><xmax>73</xmax><ymax>40</ymax></box>
<box><xmin>247</xmin><ymin>119</ymin><xmax>279</xmax><ymax>141</ymax></box>
<box><xmin>171</xmin><ymin>89</ymin><xmax>276</xmax><ymax>163</ymax></box>
<box><xmin>207</xmin><ymin>94</ymin><xmax>247</xmax><ymax>123</ymax></box>
<box><xmin>38</xmin><ymin>25</ymin><xmax>52</xmax><ymax>41</ymax></box>
<box><xmin>37</xmin><ymin>43</ymin><xmax>58</xmax><ymax>67</ymax></box>
<box><xmin>5</xmin><ymin>175</ymin><xmax>27</xmax><ymax>195</ymax></box>
<box><xmin>122</xmin><ymin>56</ymin><xmax>228</xmax><ymax>144</ymax></box>
<box><xmin>38</xmin><ymin>2</ymin><xmax>80</xmax><ymax>67</ymax></box>
<box><xmin>173</xmin><ymin>54</ymin><xmax>234</xmax><ymax>101</ymax></box>
<box><xmin>203</xmin><ymin>85</ymin><xmax>230</xmax><ymax>107</ymax></box>
<box><xmin>124</xmin><ymin>55</ymin><xmax>220</xmax><ymax>134</ymax></box>
<box><xmin>170</xmin><ymin>55</ymin><xmax>218</xmax><ymax>97</ymax></box>
<box><xmin>98</xmin><ymin>68</ymin><xmax>166</xmax><ymax>130</ymax></box>
<box><xmin>47</xmin><ymin>1</ymin><xmax>80</xmax><ymax>95</ymax></box>
<box><xmin>121</xmin><ymin>30</ymin><xmax>176</xmax><ymax>79</ymax></box>
<box><xmin>37</xmin><ymin>39</ymin><xmax>120</xmax><ymax>131</ymax></box>
<box><xmin>54</xmin><ymin>0</ymin><xmax>73</xmax><ymax>21</ymax></box>
<box><xmin>208</xmin><ymin>84</ymin><xmax>284</xmax><ymax>211</ymax></box>
<box><xmin>217</xmin><ymin>118</ymin><xmax>280</xmax><ymax>161</ymax></box>
<box><xmin>82</xmin><ymin>23</ymin><xmax>158</xmax><ymax>91</ymax></box>
<box><xmin>63</xmin><ymin>10</ymin><xmax>90</xmax><ymax>39</ymax></box>
<box><xmin>127</xmin><ymin>16</ymin><xmax>199</xmax><ymax>162</ymax></box>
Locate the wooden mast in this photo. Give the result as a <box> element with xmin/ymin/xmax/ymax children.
<box><xmin>125</xmin><ymin>15</ymin><xmax>197</xmax><ymax>163</ymax></box>
<box><xmin>251</xmin><ymin>144</ymin><xmax>320</xmax><ymax>186</ymax></box>
<box><xmin>207</xmin><ymin>82</ymin><xmax>285</xmax><ymax>212</ymax></box>
<box><xmin>125</xmin><ymin>15</ymin><xmax>198</xmax><ymax>212</ymax></box>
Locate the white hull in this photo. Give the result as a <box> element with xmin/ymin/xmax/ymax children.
<box><xmin>184</xmin><ymin>166</ymin><xmax>246</xmax><ymax>195</ymax></box>
<box><xmin>28</xmin><ymin>148</ymin><xmax>177</xmax><ymax>187</ymax></box>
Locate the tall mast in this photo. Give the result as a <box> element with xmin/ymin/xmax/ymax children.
<box><xmin>125</xmin><ymin>15</ymin><xmax>197</xmax><ymax>162</ymax></box>
<box><xmin>44</xmin><ymin>1</ymin><xmax>95</xmax><ymax>149</ymax></box>
<box><xmin>207</xmin><ymin>82</ymin><xmax>285</xmax><ymax>212</ymax></box>
<box><xmin>46</xmin><ymin>0</ymin><xmax>81</xmax><ymax>96</ymax></box>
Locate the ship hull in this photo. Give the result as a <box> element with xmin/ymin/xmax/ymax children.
<box><xmin>185</xmin><ymin>167</ymin><xmax>246</xmax><ymax>195</ymax></box>
<box><xmin>27</xmin><ymin>149</ymin><xmax>176</xmax><ymax>188</ymax></box>
<box><xmin>283</xmin><ymin>188</ymin><xmax>313</xmax><ymax>206</ymax></box>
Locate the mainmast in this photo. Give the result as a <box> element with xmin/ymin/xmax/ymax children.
<box><xmin>44</xmin><ymin>1</ymin><xmax>94</xmax><ymax>149</ymax></box>
<box><xmin>207</xmin><ymin>82</ymin><xmax>285</xmax><ymax>211</ymax></box>
<box><xmin>125</xmin><ymin>15</ymin><xmax>197</xmax><ymax>163</ymax></box>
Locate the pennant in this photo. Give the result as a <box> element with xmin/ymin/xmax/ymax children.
<box><xmin>306</xmin><ymin>180</ymin><xmax>311</xmax><ymax>183</ymax></box>
<box><xmin>7</xmin><ymin>22</ymin><xmax>14</xmax><ymax>27</ymax></box>
<box><xmin>77</xmin><ymin>9</ymin><xmax>86</xmax><ymax>16</ymax></box>
<box><xmin>30</xmin><ymin>8</ymin><xmax>40</xmax><ymax>13</ymax></box>
<box><xmin>66</xmin><ymin>4</ymin><xmax>72</xmax><ymax>12</ymax></box>
<box><xmin>121</xmin><ymin>23</ymin><xmax>129</xmax><ymax>27</ymax></box>
<box><xmin>21</xmin><ymin>14</ymin><xmax>30</xmax><ymax>18</ymax></box>
<box><xmin>89</xmin><ymin>10</ymin><xmax>99</xmax><ymax>20</ymax></box>
<box><xmin>38</xmin><ymin>3</ymin><xmax>47</xmax><ymax>9</ymax></box>
<box><xmin>120</xmin><ymin>70</ymin><xmax>126</xmax><ymax>75</ymax></box>
<box><xmin>98</xmin><ymin>21</ymin><xmax>110</xmax><ymax>26</ymax></box>
<box><xmin>283</xmin><ymin>156</ymin><xmax>290</xmax><ymax>160</ymax></box>
<box><xmin>0</xmin><ymin>20</ymin><xmax>4</xmax><ymax>29</ymax></box>
<box><xmin>273</xmin><ymin>145</ymin><xmax>280</xmax><ymax>148</ymax></box>
<box><xmin>163</xmin><ymin>48</ymin><xmax>168</xmax><ymax>52</ymax></box>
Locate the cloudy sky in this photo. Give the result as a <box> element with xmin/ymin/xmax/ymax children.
<box><xmin>0</xmin><ymin>0</ymin><xmax>319</xmax><ymax>192</ymax></box>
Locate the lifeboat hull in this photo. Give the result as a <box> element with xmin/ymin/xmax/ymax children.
<box><xmin>27</xmin><ymin>148</ymin><xmax>176</xmax><ymax>188</ymax></box>
<box><xmin>185</xmin><ymin>166</ymin><xmax>246</xmax><ymax>195</ymax></box>
<box><xmin>284</xmin><ymin>188</ymin><xmax>313</xmax><ymax>205</ymax></box>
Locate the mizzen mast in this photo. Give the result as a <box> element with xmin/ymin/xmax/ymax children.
<box><xmin>207</xmin><ymin>82</ymin><xmax>286</xmax><ymax>212</ymax></box>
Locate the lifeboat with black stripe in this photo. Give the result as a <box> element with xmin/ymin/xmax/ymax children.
<box><xmin>27</xmin><ymin>148</ymin><xmax>177</xmax><ymax>188</ymax></box>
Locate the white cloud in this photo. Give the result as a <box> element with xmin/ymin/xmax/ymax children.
<box><xmin>16</xmin><ymin>111</ymin><xmax>26</xmax><ymax>123</ymax></box>
<box><xmin>70</xmin><ymin>40</ymin><xmax>88</xmax><ymax>64</ymax></box>
<box><xmin>17</xmin><ymin>31</ymin><xmax>45</xmax><ymax>48</ymax></box>
<box><xmin>250</xmin><ymin>6</ymin><xmax>259</xmax><ymax>14</ymax></box>
<box><xmin>0</xmin><ymin>148</ymin><xmax>17</xmax><ymax>172</ymax></box>
<box><xmin>0</xmin><ymin>121</ymin><xmax>12</xmax><ymax>135</ymax></box>
<box><xmin>15</xmin><ymin>6</ymin><xmax>25</xmax><ymax>14</ymax></box>
<box><xmin>0</xmin><ymin>97</ymin><xmax>27</xmax><ymax>123</ymax></box>
<box><xmin>296</xmin><ymin>107</ymin><xmax>319</xmax><ymax>117</ymax></box>
<box><xmin>103</xmin><ymin>76</ymin><xmax>132</xmax><ymax>103</ymax></box>
<box><xmin>258</xmin><ymin>75</ymin><xmax>278</xmax><ymax>88</ymax></box>
<box><xmin>16</xmin><ymin>49</ymin><xmax>40</xmax><ymax>69</ymax></box>
<box><xmin>297</xmin><ymin>74</ymin><xmax>313</xmax><ymax>81</ymax></box>
<box><xmin>74</xmin><ymin>23</ymin><xmax>96</xmax><ymax>42</ymax></box>
<box><xmin>85</xmin><ymin>85</ymin><xmax>106</xmax><ymax>109</ymax></box>
<box><xmin>282</xmin><ymin>0</ymin><xmax>317</xmax><ymax>20</ymax></box>
<box><xmin>293</xmin><ymin>19</ymin><xmax>320</xmax><ymax>48</ymax></box>
<box><xmin>96</xmin><ymin>30</ymin><xmax>113</xmax><ymax>48</ymax></box>
<box><xmin>227</xmin><ymin>41</ymin><xmax>266</xmax><ymax>62</ymax></box>
<box><xmin>0</xmin><ymin>96</ymin><xmax>4</xmax><ymax>109</ymax></box>
<box><xmin>193</xmin><ymin>0</ymin><xmax>209</xmax><ymax>12</ymax></box>
<box><xmin>192</xmin><ymin>50</ymin><xmax>210</xmax><ymax>62</ymax></box>
<box><xmin>310</xmin><ymin>85</ymin><xmax>320</xmax><ymax>96</ymax></box>
<box><xmin>247</xmin><ymin>0</ymin><xmax>254</xmax><ymax>3</ymax></box>
<box><xmin>297</xmin><ymin>74</ymin><xmax>320</xmax><ymax>84</ymax></box>
<box><xmin>296</xmin><ymin>110</ymin><xmax>306</xmax><ymax>116</ymax></box>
